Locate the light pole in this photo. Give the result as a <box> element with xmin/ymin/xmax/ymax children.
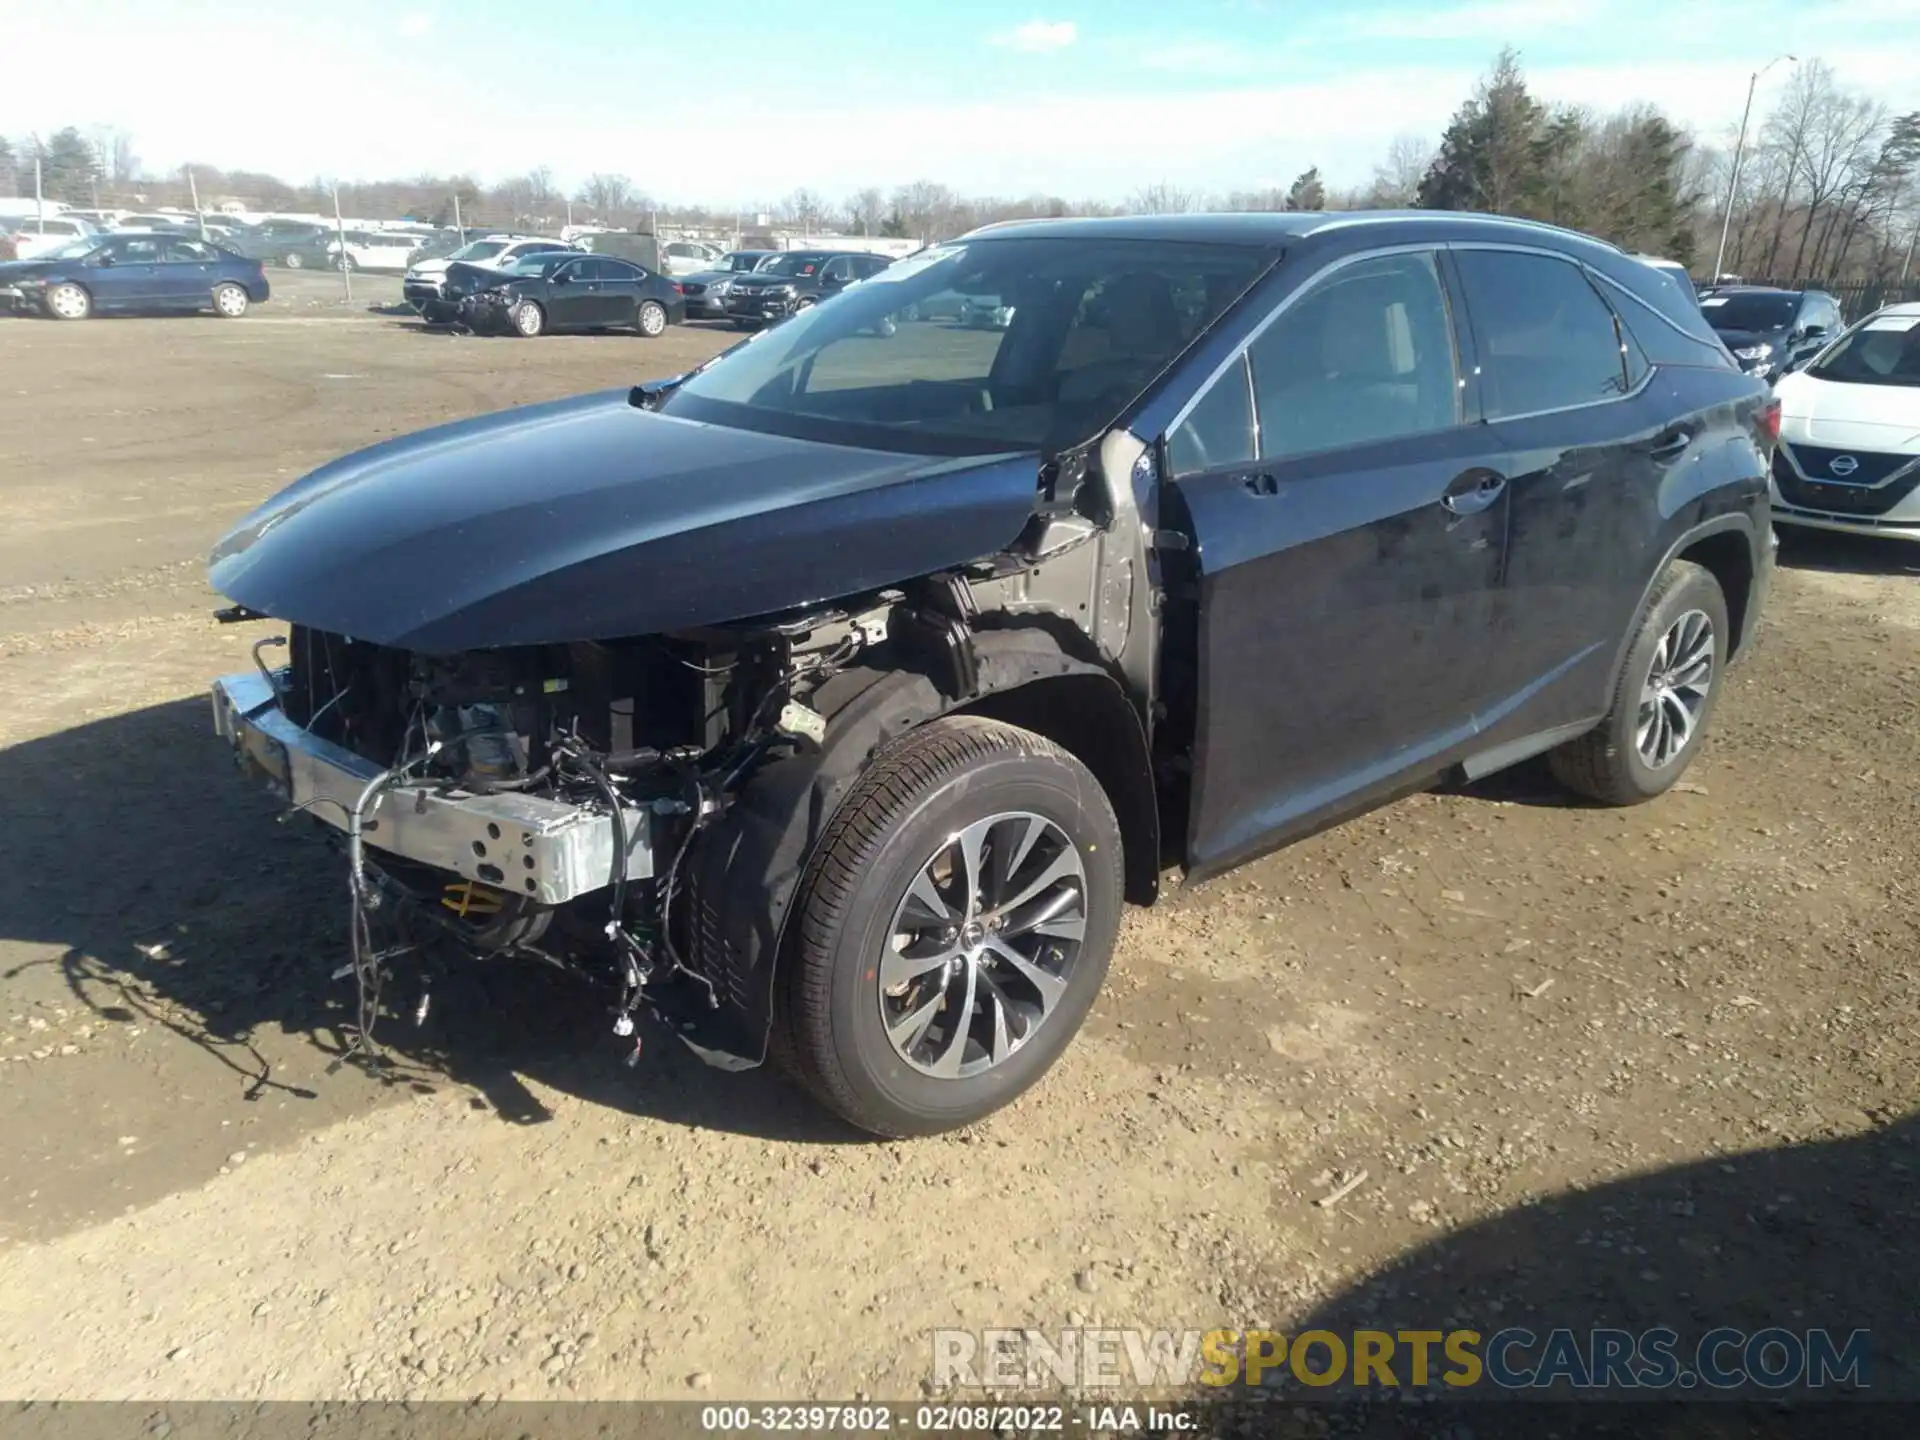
<box><xmin>1712</xmin><ymin>54</ymin><xmax>1796</xmax><ymax>283</ymax></box>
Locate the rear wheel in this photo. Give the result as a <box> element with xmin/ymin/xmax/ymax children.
<box><xmin>210</xmin><ymin>282</ymin><xmax>250</xmax><ymax>318</ymax></box>
<box><xmin>282</xmin><ymin>251</ymin><xmax>305</xmax><ymax>270</ymax></box>
<box><xmin>777</xmin><ymin>716</ymin><xmax>1123</xmax><ymax>1137</ymax></box>
<box><xmin>512</xmin><ymin>300</ymin><xmax>546</xmax><ymax>337</ymax></box>
<box><xmin>45</xmin><ymin>282</ymin><xmax>91</xmax><ymax>321</ymax></box>
<box><xmin>1550</xmin><ymin>559</ymin><xmax>1728</xmax><ymax>804</ymax></box>
<box><xmin>635</xmin><ymin>299</ymin><xmax>668</xmax><ymax>337</ymax></box>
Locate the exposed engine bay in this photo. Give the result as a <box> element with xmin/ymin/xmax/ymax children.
<box><xmin>214</xmin><ymin>584</ymin><xmax>988</xmax><ymax>1067</ymax></box>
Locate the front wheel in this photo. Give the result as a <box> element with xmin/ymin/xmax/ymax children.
<box><xmin>45</xmin><ymin>282</ymin><xmax>91</xmax><ymax>321</ymax></box>
<box><xmin>634</xmin><ymin>299</ymin><xmax>668</xmax><ymax>337</ymax></box>
<box><xmin>210</xmin><ymin>282</ymin><xmax>250</xmax><ymax>318</ymax></box>
<box><xmin>777</xmin><ymin>716</ymin><xmax>1124</xmax><ymax>1137</ymax></box>
<box><xmin>512</xmin><ymin>300</ymin><xmax>545</xmax><ymax>337</ymax></box>
<box><xmin>1549</xmin><ymin>559</ymin><xmax>1728</xmax><ymax>805</ymax></box>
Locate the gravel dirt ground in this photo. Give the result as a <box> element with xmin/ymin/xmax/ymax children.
<box><xmin>0</xmin><ymin>278</ymin><xmax>1916</xmax><ymax>1407</ymax></box>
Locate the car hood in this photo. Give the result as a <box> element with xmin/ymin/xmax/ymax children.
<box><xmin>208</xmin><ymin>390</ymin><xmax>1041</xmax><ymax>651</ymax></box>
<box><xmin>0</xmin><ymin>259</ymin><xmax>58</xmax><ymax>280</ymax></box>
<box><xmin>1774</xmin><ymin>371</ymin><xmax>1920</xmax><ymax>449</ymax></box>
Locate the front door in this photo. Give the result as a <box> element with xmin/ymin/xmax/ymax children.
<box><xmin>544</xmin><ymin>257</ymin><xmax>600</xmax><ymax>327</ymax></box>
<box><xmin>1168</xmin><ymin>249</ymin><xmax>1511</xmax><ymax>878</ymax></box>
<box><xmin>89</xmin><ymin>235</ymin><xmax>166</xmax><ymax>308</ymax></box>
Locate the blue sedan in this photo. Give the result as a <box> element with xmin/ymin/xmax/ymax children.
<box><xmin>0</xmin><ymin>231</ymin><xmax>271</xmax><ymax>320</ymax></box>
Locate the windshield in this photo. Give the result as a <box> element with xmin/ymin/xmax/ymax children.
<box><xmin>761</xmin><ymin>252</ymin><xmax>832</xmax><ymax>278</ymax></box>
<box><xmin>500</xmin><ymin>253</ymin><xmax>563</xmax><ymax>275</ymax></box>
<box><xmin>1699</xmin><ymin>292</ymin><xmax>1797</xmax><ymax>331</ymax></box>
<box><xmin>1807</xmin><ymin>313</ymin><xmax>1920</xmax><ymax>387</ymax></box>
<box><xmin>27</xmin><ymin>238</ymin><xmax>103</xmax><ymax>262</ymax></box>
<box><xmin>448</xmin><ymin>239</ymin><xmax>509</xmax><ymax>262</ymax></box>
<box><xmin>661</xmin><ymin>236</ymin><xmax>1275</xmax><ymax>456</ymax></box>
<box><xmin>725</xmin><ymin>252</ymin><xmax>769</xmax><ymax>272</ymax></box>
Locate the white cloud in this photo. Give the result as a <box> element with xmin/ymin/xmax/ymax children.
<box><xmin>1359</xmin><ymin>0</ymin><xmax>1585</xmax><ymax>41</ymax></box>
<box><xmin>398</xmin><ymin>12</ymin><xmax>434</xmax><ymax>38</ymax></box>
<box><xmin>992</xmin><ymin>19</ymin><xmax>1078</xmax><ymax>54</ymax></box>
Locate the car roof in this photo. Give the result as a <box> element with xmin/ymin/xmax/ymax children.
<box><xmin>1871</xmin><ymin>300</ymin><xmax>1920</xmax><ymax>319</ymax></box>
<box><xmin>959</xmin><ymin>209</ymin><xmax>1623</xmax><ymax>253</ymax></box>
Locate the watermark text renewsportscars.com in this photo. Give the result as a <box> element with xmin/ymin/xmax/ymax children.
<box><xmin>930</xmin><ymin>1326</ymin><xmax>1872</xmax><ymax>1393</ymax></box>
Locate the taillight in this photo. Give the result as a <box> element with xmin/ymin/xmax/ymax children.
<box><xmin>672</xmin><ymin>282</ymin><xmax>684</xmax><ymax>295</ymax></box>
<box><xmin>1759</xmin><ymin>398</ymin><xmax>1781</xmax><ymax>445</ymax></box>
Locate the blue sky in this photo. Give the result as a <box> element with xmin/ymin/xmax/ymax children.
<box><xmin>4</xmin><ymin>0</ymin><xmax>1914</xmax><ymax>206</ymax></box>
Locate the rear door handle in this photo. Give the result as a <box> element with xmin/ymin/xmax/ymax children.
<box><xmin>1441</xmin><ymin>468</ymin><xmax>1506</xmax><ymax>517</ymax></box>
<box><xmin>1648</xmin><ymin>429</ymin><xmax>1693</xmax><ymax>462</ymax></box>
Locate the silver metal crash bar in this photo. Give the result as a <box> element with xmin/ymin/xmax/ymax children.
<box><xmin>210</xmin><ymin>670</ymin><xmax>652</xmax><ymax>905</ymax></box>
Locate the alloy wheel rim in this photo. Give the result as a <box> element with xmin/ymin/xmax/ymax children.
<box><xmin>641</xmin><ymin>303</ymin><xmax>664</xmax><ymax>334</ymax></box>
<box><xmin>517</xmin><ymin>305</ymin><xmax>541</xmax><ymax>335</ymax></box>
<box><xmin>1637</xmin><ymin>608</ymin><xmax>1715</xmax><ymax>769</ymax></box>
<box><xmin>878</xmin><ymin>811</ymin><xmax>1089</xmax><ymax>1080</ymax></box>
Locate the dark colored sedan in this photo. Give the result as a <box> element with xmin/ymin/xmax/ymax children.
<box><xmin>0</xmin><ymin>232</ymin><xmax>270</xmax><ymax>319</ymax></box>
<box><xmin>455</xmin><ymin>252</ymin><xmax>685</xmax><ymax>337</ymax></box>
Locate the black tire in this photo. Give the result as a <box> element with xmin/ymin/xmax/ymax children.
<box><xmin>635</xmin><ymin>299</ymin><xmax>668</xmax><ymax>337</ymax></box>
<box><xmin>776</xmin><ymin>716</ymin><xmax>1124</xmax><ymax>1138</ymax></box>
<box><xmin>1549</xmin><ymin>560</ymin><xmax>1728</xmax><ymax>805</ymax></box>
<box><xmin>511</xmin><ymin>300</ymin><xmax>545</xmax><ymax>337</ymax></box>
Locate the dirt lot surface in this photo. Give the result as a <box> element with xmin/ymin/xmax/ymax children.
<box><xmin>1</xmin><ymin>277</ymin><xmax>1916</xmax><ymax>1407</ymax></box>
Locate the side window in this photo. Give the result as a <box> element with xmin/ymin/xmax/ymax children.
<box><xmin>120</xmin><ymin>238</ymin><xmax>162</xmax><ymax>262</ymax></box>
<box><xmin>822</xmin><ymin>258</ymin><xmax>852</xmax><ymax>283</ymax></box>
<box><xmin>1168</xmin><ymin>354</ymin><xmax>1256</xmax><ymax>476</ymax></box>
<box><xmin>1453</xmin><ymin>249</ymin><xmax>1631</xmax><ymax>417</ymax></box>
<box><xmin>1618</xmin><ymin>311</ymin><xmax>1650</xmax><ymax>389</ymax></box>
<box><xmin>571</xmin><ymin>258</ymin><xmax>607</xmax><ymax>280</ymax></box>
<box><xmin>164</xmin><ymin>239</ymin><xmax>215</xmax><ymax>262</ymax></box>
<box><xmin>857</xmin><ymin>255</ymin><xmax>889</xmax><ymax>278</ymax></box>
<box><xmin>1247</xmin><ymin>250</ymin><xmax>1459</xmax><ymax>459</ymax></box>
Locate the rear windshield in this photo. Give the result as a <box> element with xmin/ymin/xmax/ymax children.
<box><xmin>1807</xmin><ymin>314</ymin><xmax>1920</xmax><ymax>387</ymax></box>
<box><xmin>1700</xmin><ymin>292</ymin><xmax>1797</xmax><ymax>330</ymax></box>
<box><xmin>662</xmin><ymin>236</ymin><xmax>1274</xmax><ymax>456</ymax></box>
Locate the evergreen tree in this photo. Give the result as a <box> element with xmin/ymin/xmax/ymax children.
<box><xmin>1416</xmin><ymin>48</ymin><xmax>1551</xmax><ymax>217</ymax></box>
<box><xmin>34</xmin><ymin>128</ymin><xmax>99</xmax><ymax>204</ymax></box>
<box><xmin>1284</xmin><ymin>166</ymin><xmax>1326</xmax><ymax>211</ymax></box>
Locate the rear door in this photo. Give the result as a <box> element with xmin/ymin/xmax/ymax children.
<box><xmin>1448</xmin><ymin>245</ymin><xmax>1686</xmax><ymax>740</ymax></box>
<box><xmin>156</xmin><ymin>237</ymin><xmax>221</xmax><ymax>305</ymax></box>
<box><xmin>1169</xmin><ymin>248</ymin><xmax>1511</xmax><ymax>877</ymax></box>
<box><xmin>594</xmin><ymin>258</ymin><xmax>646</xmax><ymax>321</ymax></box>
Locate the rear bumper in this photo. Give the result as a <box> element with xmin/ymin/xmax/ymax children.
<box><xmin>210</xmin><ymin>669</ymin><xmax>654</xmax><ymax>904</ymax></box>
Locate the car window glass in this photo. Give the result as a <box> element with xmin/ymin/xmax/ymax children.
<box><xmin>1453</xmin><ymin>249</ymin><xmax>1630</xmax><ymax>418</ymax></box>
<box><xmin>163</xmin><ymin>239</ymin><xmax>216</xmax><ymax>262</ymax></box>
<box><xmin>1246</xmin><ymin>250</ymin><xmax>1459</xmax><ymax>458</ymax></box>
<box><xmin>1168</xmin><ymin>353</ymin><xmax>1256</xmax><ymax>476</ymax></box>
<box><xmin>118</xmin><ymin>238</ymin><xmax>163</xmax><ymax>262</ymax></box>
<box><xmin>1618</xmin><ymin>311</ymin><xmax>1650</xmax><ymax>388</ymax></box>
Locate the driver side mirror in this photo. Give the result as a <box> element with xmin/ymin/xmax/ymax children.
<box><xmin>550</xmin><ymin>269</ymin><xmax>571</xmax><ymax>284</ymax></box>
<box><xmin>1799</xmin><ymin>322</ymin><xmax>1828</xmax><ymax>341</ymax></box>
<box><xmin>90</xmin><ymin>253</ymin><xmax>114</xmax><ymax>267</ymax></box>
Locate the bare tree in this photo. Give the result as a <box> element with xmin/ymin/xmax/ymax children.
<box><xmin>579</xmin><ymin>173</ymin><xmax>634</xmax><ymax>219</ymax></box>
<box><xmin>1360</xmin><ymin>134</ymin><xmax>1431</xmax><ymax>207</ymax></box>
<box><xmin>1127</xmin><ymin>181</ymin><xmax>1196</xmax><ymax>214</ymax></box>
<box><xmin>846</xmin><ymin>186</ymin><xmax>886</xmax><ymax>236</ymax></box>
<box><xmin>780</xmin><ymin>187</ymin><xmax>828</xmax><ymax>234</ymax></box>
<box><xmin>891</xmin><ymin>180</ymin><xmax>959</xmax><ymax>243</ymax></box>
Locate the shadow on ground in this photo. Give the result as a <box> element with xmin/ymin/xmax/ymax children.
<box><xmin>1192</xmin><ymin>1117</ymin><xmax>1918</xmax><ymax>1437</ymax></box>
<box><xmin>0</xmin><ymin>697</ymin><xmax>859</xmax><ymax>1144</ymax></box>
<box><xmin>1775</xmin><ymin>526</ymin><xmax>1920</xmax><ymax>578</ymax></box>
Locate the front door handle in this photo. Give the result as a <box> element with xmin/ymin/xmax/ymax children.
<box><xmin>1240</xmin><ymin>472</ymin><xmax>1279</xmax><ymax>496</ymax></box>
<box><xmin>1441</xmin><ymin>468</ymin><xmax>1506</xmax><ymax>517</ymax></box>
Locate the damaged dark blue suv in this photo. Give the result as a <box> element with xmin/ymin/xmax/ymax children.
<box><xmin>207</xmin><ymin>212</ymin><xmax>1776</xmax><ymax>1137</ymax></box>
